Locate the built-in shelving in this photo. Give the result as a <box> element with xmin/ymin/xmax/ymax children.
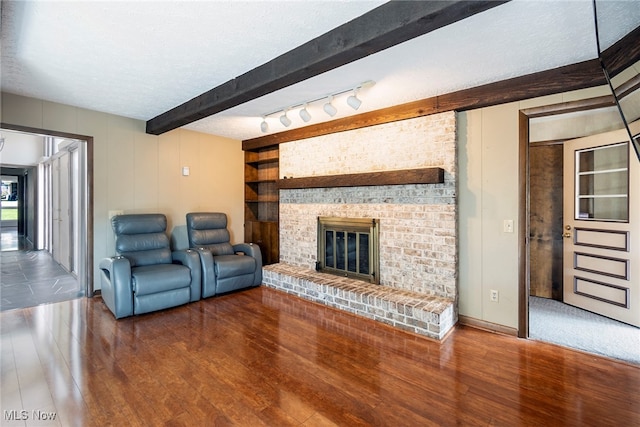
<box><xmin>244</xmin><ymin>146</ymin><xmax>279</xmax><ymax>265</ymax></box>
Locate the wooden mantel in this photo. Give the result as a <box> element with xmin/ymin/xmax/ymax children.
<box><xmin>276</xmin><ymin>167</ymin><xmax>444</xmax><ymax>189</ymax></box>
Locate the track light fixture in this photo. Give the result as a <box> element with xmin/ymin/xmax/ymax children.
<box><xmin>299</xmin><ymin>104</ymin><xmax>311</xmax><ymax>122</ymax></box>
<box><xmin>323</xmin><ymin>96</ymin><xmax>337</xmax><ymax>117</ymax></box>
<box><xmin>279</xmin><ymin>110</ymin><xmax>292</xmax><ymax>127</ymax></box>
<box><xmin>347</xmin><ymin>90</ymin><xmax>362</xmax><ymax>110</ymax></box>
<box><xmin>259</xmin><ymin>80</ymin><xmax>375</xmax><ymax>132</ymax></box>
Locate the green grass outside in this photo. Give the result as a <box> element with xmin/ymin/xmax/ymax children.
<box><xmin>1</xmin><ymin>208</ymin><xmax>18</xmax><ymax>221</ymax></box>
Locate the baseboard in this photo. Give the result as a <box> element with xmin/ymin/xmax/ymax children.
<box><xmin>458</xmin><ymin>315</ymin><xmax>518</xmax><ymax>337</ymax></box>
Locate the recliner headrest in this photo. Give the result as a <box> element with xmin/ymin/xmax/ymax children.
<box><xmin>111</xmin><ymin>214</ymin><xmax>172</xmax><ymax>266</ymax></box>
<box><xmin>186</xmin><ymin>212</ymin><xmax>227</xmax><ymax>230</ymax></box>
<box><xmin>112</xmin><ymin>214</ymin><xmax>167</xmax><ymax>235</ymax></box>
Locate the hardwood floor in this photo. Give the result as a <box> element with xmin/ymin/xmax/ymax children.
<box><xmin>1</xmin><ymin>286</ymin><xmax>639</xmax><ymax>426</ymax></box>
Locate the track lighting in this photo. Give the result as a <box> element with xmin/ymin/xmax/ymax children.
<box><xmin>347</xmin><ymin>90</ymin><xmax>362</xmax><ymax>110</ymax></box>
<box><xmin>299</xmin><ymin>104</ymin><xmax>311</xmax><ymax>122</ymax></box>
<box><xmin>323</xmin><ymin>96</ymin><xmax>337</xmax><ymax>117</ymax></box>
<box><xmin>279</xmin><ymin>110</ymin><xmax>292</xmax><ymax>127</ymax></box>
<box><xmin>259</xmin><ymin>80</ymin><xmax>375</xmax><ymax>132</ymax></box>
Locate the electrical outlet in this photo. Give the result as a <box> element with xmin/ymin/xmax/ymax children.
<box><xmin>490</xmin><ymin>289</ymin><xmax>499</xmax><ymax>302</ymax></box>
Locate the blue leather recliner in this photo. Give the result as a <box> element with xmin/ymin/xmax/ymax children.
<box><xmin>186</xmin><ymin>212</ymin><xmax>262</xmax><ymax>298</ymax></box>
<box><xmin>99</xmin><ymin>214</ymin><xmax>201</xmax><ymax>319</ymax></box>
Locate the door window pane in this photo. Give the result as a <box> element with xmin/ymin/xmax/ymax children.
<box><xmin>578</xmin><ymin>143</ymin><xmax>627</xmax><ymax>172</ymax></box>
<box><xmin>576</xmin><ymin>142</ymin><xmax>628</xmax><ymax>221</ymax></box>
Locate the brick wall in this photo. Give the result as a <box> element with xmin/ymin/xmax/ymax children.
<box><xmin>279</xmin><ymin>112</ymin><xmax>457</xmax><ymax>300</ymax></box>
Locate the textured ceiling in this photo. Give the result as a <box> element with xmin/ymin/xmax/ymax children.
<box><xmin>2</xmin><ymin>1</ymin><xmax>639</xmax><ymax>141</ymax></box>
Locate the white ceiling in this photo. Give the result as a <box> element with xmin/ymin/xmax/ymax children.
<box><xmin>2</xmin><ymin>0</ymin><xmax>639</xmax><ymax>141</ymax></box>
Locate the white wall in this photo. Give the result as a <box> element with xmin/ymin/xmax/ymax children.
<box><xmin>1</xmin><ymin>92</ymin><xmax>245</xmax><ymax>291</ymax></box>
<box><xmin>0</xmin><ymin>131</ymin><xmax>43</xmax><ymax>166</ymax></box>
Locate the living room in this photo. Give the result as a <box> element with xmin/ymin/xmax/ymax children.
<box><xmin>1</xmin><ymin>1</ymin><xmax>639</xmax><ymax>424</ymax></box>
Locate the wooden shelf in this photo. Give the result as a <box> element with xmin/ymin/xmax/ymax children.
<box><xmin>277</xmin><ymin>167</ymin><xmax>444</xmax><ymax>189</ymax></box>
<box><xmin>245</xmin><ymin>179</ymin><xmax>277</xmax><ymax>184</ymax></box>
<box><xmin>246</xmin><ymin>158</ymin><xmax>279</xmax><ymax>166</ymax></box>
<box><xmin>245</xmin><ymin>199</ymin><xmax>279</xmax><ymax>203</ymax></box>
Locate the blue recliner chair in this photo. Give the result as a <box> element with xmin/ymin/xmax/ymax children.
<box><xmin>186</xmin><ymin>212</ymin><xmax>262</xmax><ymax>298</ymax></box>
<box><xmin>99</xmin><ymin>214</ymin><xmax>201</xmax><ymax>319</ymax></box>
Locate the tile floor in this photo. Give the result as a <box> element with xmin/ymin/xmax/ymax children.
<box><xmin>1</xmin><ymin>228</ymin><xmax>83</xmax><ymax>311</ymax></box>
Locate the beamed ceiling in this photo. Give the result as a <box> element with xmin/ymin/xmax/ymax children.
<box><xmin>2</xmin><ymin>1</ymin><xmax>639</xmax><ymax>142</ymax></box>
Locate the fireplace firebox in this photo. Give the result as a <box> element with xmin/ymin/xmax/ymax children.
<box><xmin>317</xmin><ymin>217</ymin><xmax>379</xmax><ymax>284</ymax></box>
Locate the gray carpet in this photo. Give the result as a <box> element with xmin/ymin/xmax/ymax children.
<box><xmin>529</xmin><ymin>296</ymin><xmax>640</xmax><ymax>365</ymax></box>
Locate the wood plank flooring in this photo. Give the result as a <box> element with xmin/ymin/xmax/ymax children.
<box><xmin>1</xmin><ymin>286</ymin><xmax>639</xmax><ymax>426</ymax></box>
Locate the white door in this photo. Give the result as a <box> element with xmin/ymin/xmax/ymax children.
<box><xmin>563</xmin><ymin>123</ymin><xmax>639</xmax><ymax>327</ymax></box>
<box><xmin>52</xmin><ymin>152</ymin><xmax>71</xmax><ymax>271</ymax></box>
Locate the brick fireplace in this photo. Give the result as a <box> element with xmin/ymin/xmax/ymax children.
<box><xmin>264</xmin><ymin>112</ymin><xmax>458</xmax><ymax>339</ymax></box>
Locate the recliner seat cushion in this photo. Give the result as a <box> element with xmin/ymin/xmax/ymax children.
<box><xmin>132</xmin><ymin>264</ymin><xmax>192</xmax><ymax>296</ymax></box>
<box><xmin>214</xmin><ymin>255</ymin><xmax>256</xmax><ymax>279</ymax></box>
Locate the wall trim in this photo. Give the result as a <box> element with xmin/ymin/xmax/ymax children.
<box><xmin>458</xmin><ymin>315</ymin><xmax>518</xmax><ymax>337</ymax></box>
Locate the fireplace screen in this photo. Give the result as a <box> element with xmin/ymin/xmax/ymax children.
<box><xmin>317</xmin><ymin>217</ymin><xmax>379</xmax><ymax>284</ymax></box>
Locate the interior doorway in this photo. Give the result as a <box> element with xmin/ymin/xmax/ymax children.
<box><xmin>0</xmin><ymin>126</ymin><xmax>93</xmax><ymax>310</ymax></box>
<box><xmin>519</xmin><ymin>80</ymin><xmax>640</xmax><ymax>364</ymax></box>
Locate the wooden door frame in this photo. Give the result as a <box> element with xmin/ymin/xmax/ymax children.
<box><xmin>0</xmin><ymin>123</ymin><xmax>94</xmax><ymax>296</ymax></box>
<box><xmin>517</xmin><ymin>96</ymin><xmax>621</xmax><ymax>337</ymax></box>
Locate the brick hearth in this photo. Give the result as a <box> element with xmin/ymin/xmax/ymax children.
<box><xmin>262</xmin><ymin>263</ymin><xmax>456</xmax><ymax>340</ymax></box>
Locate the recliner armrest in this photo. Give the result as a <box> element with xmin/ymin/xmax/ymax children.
<box><xmin>99</xmin><ymin>256</ymin><xmax>133</xmax><ymax>319</ymax></box>
<box><xmin>193</xmin><ymin>247</ymin><xmax>217</xmax><ymax>298</ymax></box>
<box><xmin>233</xmin><ymin>243</ymin><xmax>263</xmax><ymax>285</ymax></box>
<box><xmin>172</xmin><ymin>249</ymin><xmax>202</xmax><ymax>302</ymax></box>
<box><xmin>233</xmin><ymin>243</ymin><xmax>261</xmax><ymax>262</ymax></box>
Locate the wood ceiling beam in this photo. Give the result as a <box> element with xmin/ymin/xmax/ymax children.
<box><xmin>243</xmin><ymin>23</ymin><xmax>640</xmax><ymax>151</ymax></box>
<box><xmin>243</xmin><ymin>60</ymin><xmax>605</xmax><ymax>150</ymax></box>
<box><xmin>145</xmin><ymin>0</ymin><xmax>508</xmax><ymax>135</ymax></box>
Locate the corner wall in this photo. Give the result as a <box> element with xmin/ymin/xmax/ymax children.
<box><xmin>1</xmin><ymin>92</ymin><xmax>245</xmax><ymax>291</ymax></box>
